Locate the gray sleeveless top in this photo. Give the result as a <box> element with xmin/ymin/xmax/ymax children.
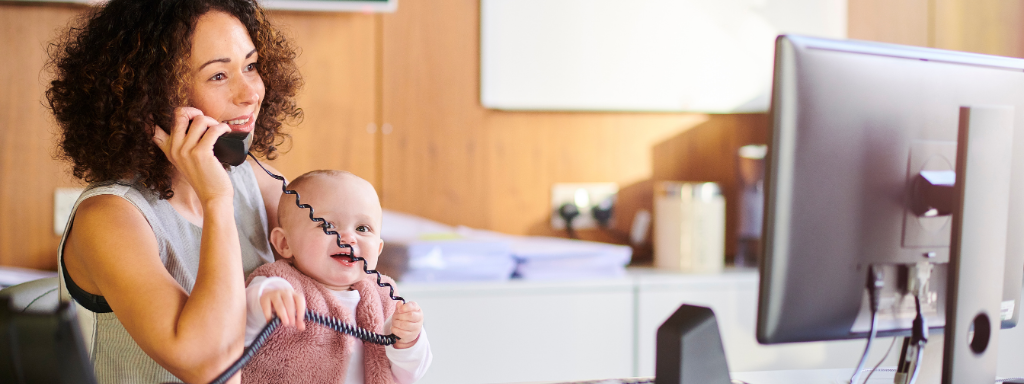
<box><xmin>57</xmin><ymin>161</ymin><xmax>274</xmax><ymax>384</ymax></box>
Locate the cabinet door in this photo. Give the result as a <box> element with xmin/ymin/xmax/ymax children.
<box><xmin>400</xmin><ymin>280</ymin><xmax>636</xmax><ymax>384</ymax></box>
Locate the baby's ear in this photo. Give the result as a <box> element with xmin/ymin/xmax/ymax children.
<box><xmin>269</xmin><ymin>227</ymin><xmax>294</xmax><ymax>259</ymax></box>
<box><xmin>377</xmin><ymin>239</ymin><xmax>384</xmax><ymax>256</ymax></box>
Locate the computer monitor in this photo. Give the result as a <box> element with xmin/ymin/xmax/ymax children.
<box><xmin>756</xmin><ymin>35</ymin><xmax>1024</xmax><ymax>350</ymax></box>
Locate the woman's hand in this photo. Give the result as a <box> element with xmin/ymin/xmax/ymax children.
<box><xmin>392</xmin><ymin>301</ymin><xmax>424</xmax><ymax>349</ymax></box>
<box><xmin>152</xmin><ymin>107</ymin><xmax>234</xmax><ymax>203</ymax></box>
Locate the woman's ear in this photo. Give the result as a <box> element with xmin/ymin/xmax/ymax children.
<box><xmin>269</xmin><ymin>227</ymin><xmax>293</xmax><ymax>259</ymax></box>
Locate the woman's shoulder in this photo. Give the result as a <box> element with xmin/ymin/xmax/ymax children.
<box><xmin>72</xmin><ymin>180</ymin><xmax>154</xmax><ymax>221</ymax></box>
<box><xmin>72</xmin><ymin>193</ymin><xmax>152</xmax><ymax>237</ymax></box>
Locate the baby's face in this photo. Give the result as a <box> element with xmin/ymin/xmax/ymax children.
<box><xmin>272</xmin><ymin>174</ymin><xmax>383</xmax><ymax>291</ymax></box>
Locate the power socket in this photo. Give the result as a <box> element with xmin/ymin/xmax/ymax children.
<box><xmin>550</xmin><ymin>182</ymin><xmax>618</xmax><ymax>230</ymax></box>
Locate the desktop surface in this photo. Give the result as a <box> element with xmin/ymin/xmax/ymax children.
<box><xmin>515</xmin><ymin>368</ymin><xmax>1024</xmax><ymax>384</ymax></box>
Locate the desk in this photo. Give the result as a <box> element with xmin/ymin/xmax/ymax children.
<box><xmin>399</xmin><ymin>269</ymin><xmax>1024</xmax><ymax>384</ymax></box>
<box><xmin>509</xmin><ymin>368</ymin><xmax>877</xmax><ymax>384</ymax></box>
<box><xmin>514</xmin><ymin>368</ymin><xmax>1021</xmax><ymax>384</ymax></box>
<box><xmin>733</xmin><ymin>368</ymin><xmax>883</xmax><ymax>384</ymax></box>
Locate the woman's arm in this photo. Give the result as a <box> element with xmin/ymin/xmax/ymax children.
<box><xmin>65</xmin><ymin>195</ymin><xmax>245</xmax><ymax>383</ymax></box>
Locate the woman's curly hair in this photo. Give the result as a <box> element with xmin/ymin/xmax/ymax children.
<box><xmin>46</xmin><ymin>0</ymin><xmax>302</xmax><ymax>199</ymax></box>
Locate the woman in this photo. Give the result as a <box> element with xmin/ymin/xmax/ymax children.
<box><xmin>46</xmin><ymin>0</ymin><xmax>302</xmax><ymax>382</ymax></box>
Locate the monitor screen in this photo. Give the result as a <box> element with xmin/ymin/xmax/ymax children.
<box><xmin>757</xmin><ymin>35</ymin><xmax>1024</xmax><ymax>344</ymax></box>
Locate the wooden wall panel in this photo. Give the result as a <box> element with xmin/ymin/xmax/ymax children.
<box><xmin>932</xmin><ymin>0</ymin><xmax>1024</xmax><ymax>58</ymax></box>
<box><xmin>848</xmin><ymin>0</ymin><xmax>930</xmax><ymax>46</ymax></box>
<box><xmin>848</xmin><ymin>0</ymin><xmax>1024</xmax><ymax>58</ymax></box>
<box><xmin>264</xmin><ymin>11</ymin><xmax>379</xmax><ymax>185</ymax></box>
<box><xmin>380</xmin><ymin>0</ymin><xmax>490</xmax><ymax>229</ymax></box>
<box><xmin>484</xmin><ymin>113</ymin><xmax>708</xmax><ymax>239</ymax></box>
<box><xmin>0</xmin><ymin>3</ymin><xmax>87</xmax><ymax>270</ymax></box>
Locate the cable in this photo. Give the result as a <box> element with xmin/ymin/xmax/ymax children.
<box><xmin>906</xmin><ymin>294</ymin><xmax>929</xmax><ymax>384</ymax></box>
<box><xmin>851</xmin><ymin>265</ymin><xmax>885</xmax><ymax>384</ymax></box>
<box><xmin>907</xmin><ymin>343</ymin><xmax>924</xmax><ymax>384</ymax></box>
<box><xmin>850</xmin><ymin>309</ymin><xmax>879</xmax><ymax>384</ymax></box>
<box><xmin>305</xmin><ymin>309</ymin><xmax>399</xmax><ymax>346</ymax></box>
<box><xmin>208</xmin><ymin>317</ymin><xmax>281</xmax><ymax>384</ymax></box>
<box><xmin>205</xmin><ymin>310</ymin><xmax>400</xmax><ymax>384</ymax></box>
<box><xmin>862</xmin><ymin>337</ymin><xmax>897</xmax><ymax>384</ymax></box>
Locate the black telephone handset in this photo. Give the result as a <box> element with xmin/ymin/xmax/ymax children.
<box><xmin>161</xmin><ymin>112</ymin><xmax>253</xmax><ymax>167</ymax></box>
<box><xmin>212</xmin><ymin>131</ymin><xmax>252</xmax><ymax>167</ymax></box>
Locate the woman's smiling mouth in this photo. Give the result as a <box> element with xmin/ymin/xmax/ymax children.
<box><xmin>224</xmin><ymin>113</ymin><xmax>255</xmax><ymax>132</ymax></box>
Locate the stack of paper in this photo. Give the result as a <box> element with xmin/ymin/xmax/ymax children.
<box><xmin>379</xmin><ymin>239</ymin><xmax>517</xmax><ymax>282</ymax></box>
<box><xmin>457</xmin><ymin>228</ymin><xmax>632</xmax><ymax>280</ymax></box>
<box><xmin>379</xmin><ymin>211</ymin><xmax>517</xmax><ymax>282</ymax></box>
<box><xmin>380</xmin><ymin>210</ymin><xmax>632</xmax><ymax>282</ymax></box>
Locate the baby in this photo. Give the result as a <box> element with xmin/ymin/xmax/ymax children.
<box><xmin>242</xmin><ymin>170</ymin><xmax>431</xmax><ymax>384</ymax></box>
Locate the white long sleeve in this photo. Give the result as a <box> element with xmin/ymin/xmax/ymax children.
<box><xmin>244</xmin><ymin>276</ymin><xmax>432</xmax><ymax>383</ymax></box>
<box><xmin>245</xmin><ymin>276</ymin><xmax>294</xmax><ymax>346</ymax></box>
<box><xmin>384</xmin><ymin>318</ymin><xmax>433</xmax><ymax>383</ymax></box>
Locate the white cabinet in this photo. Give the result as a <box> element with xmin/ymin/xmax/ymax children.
<box><xmin>401</xmin><ymin>278</ymin><xmax>635</xmax><ymax>384</ymax></box>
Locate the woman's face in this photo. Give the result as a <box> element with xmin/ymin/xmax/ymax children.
<box><xmin>188</xmin><ymin>11</ymin><xmax>265</xmax><ymax>134</ymax></box>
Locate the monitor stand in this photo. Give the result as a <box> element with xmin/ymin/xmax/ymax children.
<box><xmin>913</xmin><ymin>105</ymin><xmax>1014</xmax><ymax>384</ymax></box>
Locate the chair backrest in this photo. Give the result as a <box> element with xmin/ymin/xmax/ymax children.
<box><xmin>0</xmin><ymin>278</ymin><xmax>96</xmax><ymax>384</ymax></box>
<box><xmin>0</xmin><ymin>277</ymin><xmax>60</xmax><ymax>313</ymax></box>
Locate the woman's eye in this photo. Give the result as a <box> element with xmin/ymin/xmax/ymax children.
<box><xmin>210</xmin><ymin>73</ymin><xmax>226</xmax><ymax>81</ymax></box>
<box><xmin>356</xmin><ymin>225</ymin><xmax>371</xmax><ymax>233</ymax></box>
<box><xmin>245</xmin><ymin>62</ymin><xmax>258</xmax><ymax>72</ymax></box>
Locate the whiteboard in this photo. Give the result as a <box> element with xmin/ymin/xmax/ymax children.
<box><xmin>481</xmin><ymin>0</ymin><xmax>846</xmax><ymax>113</ymax></box>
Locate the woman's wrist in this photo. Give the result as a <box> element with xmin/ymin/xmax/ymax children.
<box><xmin>201</xmin><ymin>196</ymin><xmax>235</xmax><ymax>216</ymax></box>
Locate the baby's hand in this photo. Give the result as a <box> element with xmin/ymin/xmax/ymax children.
<box><xmin>260</xmin><ymin>286</ymin><xmax>306</xmax><ymax>332</ymax></box>
<box><xmin>391</xmin><ymin>301</ymin><xmax>423</xmax><ymax>349</ymax></box>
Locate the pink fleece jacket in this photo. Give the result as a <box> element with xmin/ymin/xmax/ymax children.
<box><xmin>242</xmin><ymin>260</ymin><xmax>398</xmax><ymax>384</ymax></box>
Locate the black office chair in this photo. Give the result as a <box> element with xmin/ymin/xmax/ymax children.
<box><xmin>1</xmin><ymin>277</ymin><xmax>60</xmax><ymax>313</ymax></box>
<box><xmin>0</xmin><ymin>278</ymin><xmax>97</xmax><ymax>384</ymax></box>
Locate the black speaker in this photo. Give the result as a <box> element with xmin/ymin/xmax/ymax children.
<box><xmin>655</xmin><ymin>304</ymin><xmax>731</xmax><ymax>384</ymax></box>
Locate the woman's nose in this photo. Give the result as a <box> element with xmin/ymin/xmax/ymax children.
<box><xmin>232</xmin><ymin>77</ymin><xmax>261</xmax><ymax>106</ymax></box>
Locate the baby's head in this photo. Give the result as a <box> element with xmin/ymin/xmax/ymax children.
<box><xmin>270</xmin><ymin>170</ymin><xmax>383</xmax><ymax>291</ymax></box>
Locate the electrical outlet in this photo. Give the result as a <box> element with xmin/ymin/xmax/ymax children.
<box><xmin>550</xmin><ymin>182</ymin><xmax>618</xmax><ymax>230</ymax></box>
<box><xmin>54</xmin><ymin>187</ymin><xmax>85</xmax><ymax>235</ymax></box>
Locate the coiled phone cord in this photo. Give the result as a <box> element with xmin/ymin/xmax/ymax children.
<box><xmin>208</xmin><ymin>308</ymin><xmax>402</xmax><ymax>384</ymax></box>
<box><xmin>204</xmin><ymin>154</ymin><xmax>408</xmax><ymax>384</ymax></box>
<box><xmin>208</xmin><ymin>317</ymin><xmax>281</xmax><ymax>384</ymax></box>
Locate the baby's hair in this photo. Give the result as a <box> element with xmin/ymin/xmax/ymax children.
<box><xmin>276</xmin><ymin>170</ymin><xmax>367</xmax><ymax>225</ymax></box>
<box><xmin>287</xmin><ymin>169</ymin><xmax>356</xmax><ymax>191</ymax></box>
